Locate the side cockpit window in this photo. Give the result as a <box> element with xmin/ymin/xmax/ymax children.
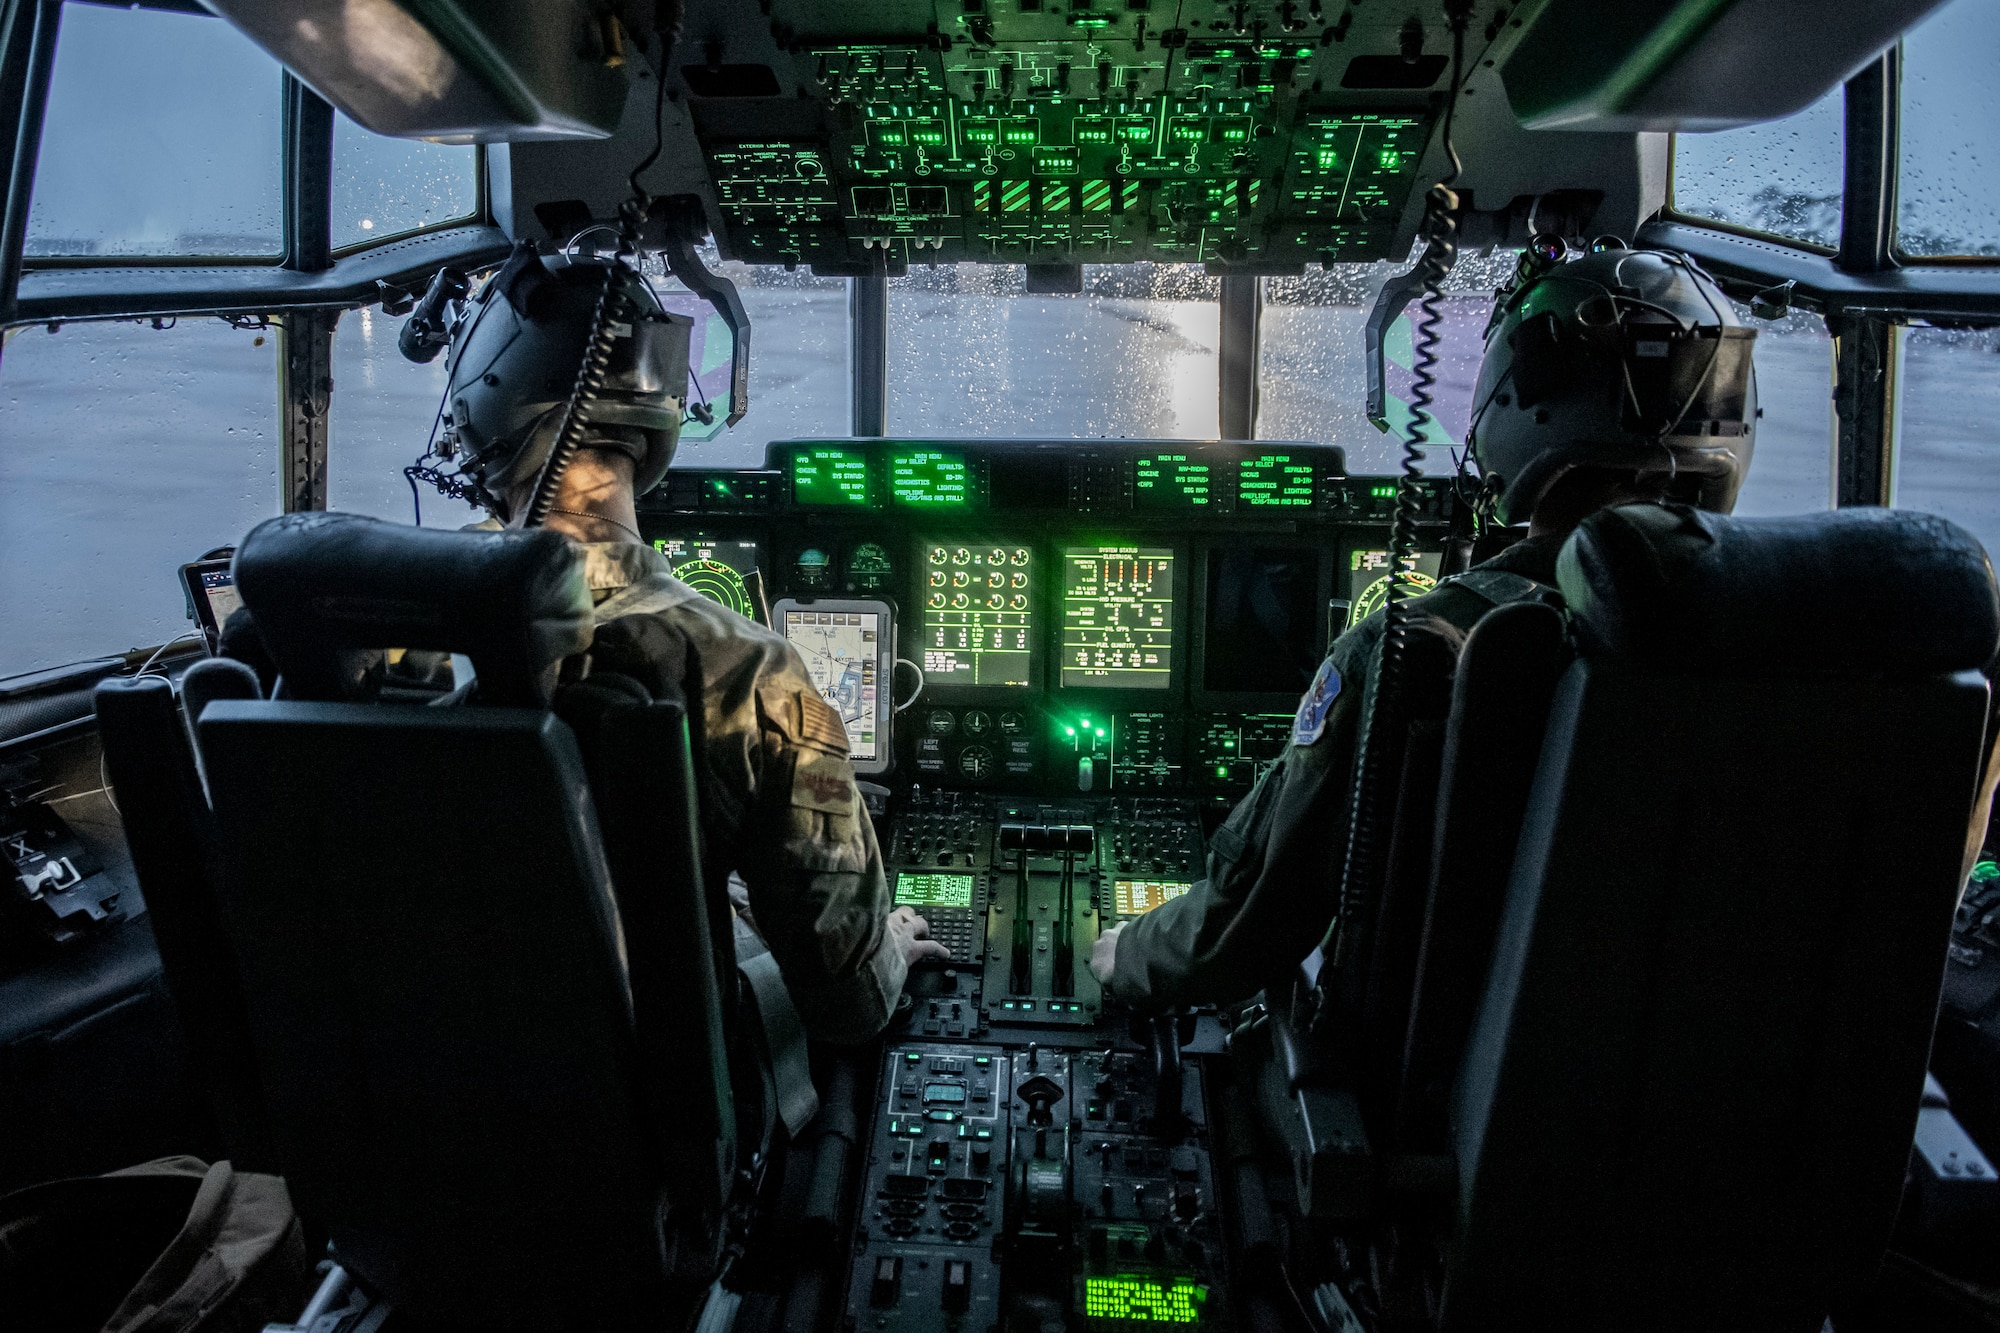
<box><xmin>1670</xmin><ymin>87</ymin><xmax>1845</xmax><ymax>253</ymax></box>
<box><xmin>332</xmin><ymin>110</ymin><xmax>478</xmax><ymax>253</ymax></box>
<box><xmin>0</xmin><ymin>319</ymin><xmax>280</xmax><ymax>680</ymax></box>
<box><xmin>25</xmin><ymin>4</ymin><xmax>282</xmax><ymax>260</ymax></box>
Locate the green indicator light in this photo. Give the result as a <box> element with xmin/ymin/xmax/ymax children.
<box><xmin>889</xmin><ymin>449</ymin><xmax>972</xmax><ymax>508</ymax></box>
<box><xmin>905</xmin><ymin>1052</ymin><xmax>921</xmax><ymax>1063</ymax></box>
<box><xmin>1977</xmin><ymin>860</ymin><xmax>2000</xmax><ymax>882</ymax></box>
<box><xmin>1079</xmin><ymin>717</ymin><xmax>1090</xmax><ymax>725</ymax></box>
<box><xmin>1216</xmin><ymin>766</ymin><xmax>1228</xmax><ymax>778</ymax></box>
<box><xmin>1065</xmin><ymin>726</ymin><xmax>1077</xmax><ymax>736</ymax></box>
<box><xmin>1083</xmin><ymin>1276</ymin><xmax>1207</xmax><ymax>1324</ymax></box>
<box><xmin>1379</xmin><ymin>149</ymin><xmax>1402</xmax><ymax>170</ymax></box>
<box><xmin>1095</xmin><ymin>728</ymin><xmax>1106</xmax><ymax>738</ymax></box>
<box><xmin>1073</xmin><ymin>14</ymin><xmax>1111</xmax><ymax>25</ymax></box>
<box><xmin>1371</xmin><ymin>483</ymin><xmax>1397</xmax><ymax>499</ymax></box>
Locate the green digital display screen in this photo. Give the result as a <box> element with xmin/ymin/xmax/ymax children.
<box><xmin>896</xmin><ymin>872</ymin><xmax>974</xmax><ymax>908</ymax></box>
<box><xmin>1133</xmin><ymin>453</ymin><xmax>1215</xmax><ymax>511</ymax></box>
<box><xmin>920</xmin><ymin>542</ymin><xmax>1036</xmax><ymax>688</ymax></box>
<box><xmin>1238</xmin><ymin>454</ymin><xmax>1315</xmax><ymax>508</ymax></box>
<box><xmin>791</xmin><ymin>448</ymin><xmax>872</xmax><ymax>507</ymax></box>
<box><xmin>1083</xmin><ymin>1276</ymin><xmax>1207</xmax><ymax>1324</ymax></box>
<box><xmin>889</xmin><ymin>450</ymin><xmax>972</xmax><ymax>508</ymax></box>
<box><xmin>1062</xmin><ymin>546</ymin><xmax>1175</xmax><ymax>689</ymax></box>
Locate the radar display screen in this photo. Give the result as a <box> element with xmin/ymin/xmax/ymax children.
<box><xmin>896</xmin><ymin>872</ymin><xmax>975</xmax><ymax>908</ymax></box>
<box><xmin>1133</xmin><ymin>453</ymin><xmax>1216</xmax><ymax>511</ymax></box>
<box><xmin>1062</xmin><ymin>546</ymin><xmax>1175</xmax><ymax>689</ymax></box>
<box><xmin>780</xmin><ymin>607</ymin><xmax>882</xmax><ymax>762</ymax></box>
<box><xmin>889</xmin><ymin>450</ymin><xmax>975</xmax><ymax>508</ymax></box>
<box><xmin>1114</xmin><ymin>880</ymin><xmax>1193</xmax><ymax>917</ymax></box>
<box><xmin>791</xmin><ymin>447</ymin><xmax>872</xmax><ymax>507</ymax></box>
<box><xmin>1237</xmin><ymin>454</ymin><xmax>1315</xmax><ymax>507</ymax></box>
<box><xmin>655</xmin><ymin>536</ymin><xmax>762</xmax><ymax>621</ymax></box>
<box><xmin>1345</xmin><ymin>549</ymin><xmax>1443</xmax><ymax>630</ymax></box>
<box><xmin>920</xmin><ymin>541</ymin><xmax>1035</xmax><ymax>688</ymax></box>
<box><xmin>1204</xmin><ymin>548</ymin><xmax>1321</xmax><ymax>695</ymax></box>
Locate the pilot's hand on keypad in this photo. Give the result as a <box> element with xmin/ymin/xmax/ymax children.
<box><xmin>1090</xmin><ymin>921</ymin><xmax>1125</xmax><ymax>986</ymax></box>
<box><xmin>890</xmin><ymin>906</ymin><xmax>952</xmax><ymax>967</ymax></box>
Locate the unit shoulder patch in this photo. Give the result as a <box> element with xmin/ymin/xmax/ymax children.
<box><xmin>1293</xmin><ymin>658</ymin><xmax>1342</xmax><ymax>746</ymax></box>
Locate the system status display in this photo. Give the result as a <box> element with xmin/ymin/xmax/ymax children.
<box><xmin>790</xmin><ymin>448</ymin><xmax>872</xmax><ymax>507</ymax></box>
<box><xmin>1237</xmin><ymin>454</ymin><xmax>1315</xmax><ymax>507</ymax></box>
<box><xmin>889</xmin><ymin>450</ymin><xmax>975</xmax><ymax>508</ymax></box>
<box><xmin>896</xmin><ymin>872</ymin><xmax>975</xmax><ymax>908</ymax></box>
<box><xmin>1134</xmin><ymin>453</ymin><xmax>1215</xmax><ymax>511</ymax></box>
<box><xmin>654</xmin><ymin>535</ymin><xmax>762</xmax><ymax>621</ymax></box>
<box><xmin>1062</xmin><ymin>546</ymin><xmax>1175</xmax><ymax>689</ymax></box>
<box><xmin>921</xmin><ymin>542</ymin><xmax>1035</xmax><ymax>688</ymax></box>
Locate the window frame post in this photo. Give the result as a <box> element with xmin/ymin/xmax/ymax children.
<box><xmin>850</xmin><ymin>273</ymin><xmax>888</xmax><ymax>436</ymax></box>
<box><xmin>0</xmin><ymin>0</ymin><xmax>61</xmax><ymax>330</ymax></box>
<box><xmin>1218</xmin><ymin>274</ymin><xmax>1261</xmax><ymax>440</ymax></box>
<box><xmin>1830</xmin><ymin>48</ymin><xmax>1901</xmax><ymax>507</ymax></box>
<box><xmin>279</xmin><ymin>308</ymin><xmax>337</xmax><ymax>512</ymax></box>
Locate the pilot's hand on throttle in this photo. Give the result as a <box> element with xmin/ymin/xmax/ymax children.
<box><xmin>890</xmin><ymin>906</ymin><xmax>952</xmax><ymax>966</ymax></box>
<box><xmin>1090</xmin><ymin>921</ymin><xmax>1126</xmax><ymax>986</ymax></box>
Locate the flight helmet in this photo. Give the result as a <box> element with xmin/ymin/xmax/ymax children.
<box><xmin>428</xmin><ymin>243</ymin><xmax>692</xmax><ymax>520</ymax></box>
<box><xmin>1466</xmin><ymin>239</ymin><xmax>1758</xmax><ymax>527</ymax></box>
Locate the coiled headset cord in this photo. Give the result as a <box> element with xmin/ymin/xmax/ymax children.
<box><xmin>1325</xmin><ymin>0</ymin><xmax>1470</xmax><ymax>977</ymax></box>
<box><xmin>522</xmin><ymin>2</ymin><xmax>684</xmax><ymax>529</ymax></box>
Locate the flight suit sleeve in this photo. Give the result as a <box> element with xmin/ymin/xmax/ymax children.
<box><xmin>1109</xmin><ymin>620</ymin><xmax>1380</xmax><ymax>1010</ymax></box>
<box><xmin>734</xmin><ymin>669</ymin><xmax>908</xmax><ymax>1045</ymax></box>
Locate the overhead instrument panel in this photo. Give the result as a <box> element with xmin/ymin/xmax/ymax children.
<box><xmin>689</xmin><ymin>0</ymin><xmax>1441</xmax><ymax>272</ymax></box>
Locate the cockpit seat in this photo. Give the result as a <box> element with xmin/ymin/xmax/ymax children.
<box><xmin>1443</xmin><ymin>504</ymin><xmax>2000</xmax><ymax>1331</ymax></box>
<box><xmin>136</xmin><ymin>512</ymin><xmax>734</xmax><ymax>1329</ymax></box>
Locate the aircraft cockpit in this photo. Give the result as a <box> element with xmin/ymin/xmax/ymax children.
<box><xmin>4</xmin><ymin>1</ymin><xmax>2000</xmax><ymax>1330</ymax></box>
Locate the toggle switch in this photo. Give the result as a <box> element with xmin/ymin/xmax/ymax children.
<box><xmin>871</xmin><ymin>1256</ymin><xmax>903</xmax><ymax>1307</ymax></box>
<box><xmin>943</xmin><ymin>1259</ymin><xmax>972</xmax><ymax>1313</ymax></box>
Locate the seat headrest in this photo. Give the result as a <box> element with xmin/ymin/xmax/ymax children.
<box><xmin>1557</xmin><ymin>504</ymin><xmax>2000</xmax><ymax>675</ymax></box>
<box><xmin>233</xmin><ymin>513</ymin><xmax>593</xmax><ymax>707</ymax></box>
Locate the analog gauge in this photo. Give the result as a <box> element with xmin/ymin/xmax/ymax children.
<box><xmin>951</xmin><ymin>593</ymin><xmax>970</xmax><ymax>609</ymax></box>
<box><xmin>928</xmin><ymin>592</ymin><xmax>947</xmax><ymax>609</ymax></box>
<box><xmin>929</xmin><ymin>545</ymin><xmax>949</xmax><ymax>565</ymax></box>
<box><xmin>962</xmin><ymin>709</ymin><xmax>992</xmax><ymax>738</ymax></box>
<box><xmin>1348</xmin><ymin>569</ymin><xmax>1440</xmax><ymax>629</ymax></box>
<box><xmin>1011</xmin><ymin>572</ymin><xmax>1028</xmax><ymax>588</ymax></box>
<box><xmin>1010</xmin><ymin>548</ymin><xmax>1030</xmax><ymax>566</ymax></box>
<box><xmin>794</xmin><ymin>547</ymin><xmax>833</xmax><ymax>592</ymax></box>
<box><xmin>986</xmin><ymin>593</ymin><xmax>1005</xmax><ymax>609</ymax></box>
<box><xmin>999</xmin><ymin>711</ymin><xmax>1025</xmax><ymax>736</ymax></box>
<box><xmin>988</xmin><ymin>547</ymin><xmax>1007</xmax><ymax>565</ymax></box>
<box><xmin>671</xmin><ymin>558</ymin><xmax>755</xmax><ymax>620</ymax></box>
<box><xmin>957</xmin><ymin>745</ymin><xmax>994</xmax><ymax>781</ymax></box>
<box><xmin>1009</xmin><ymin>594</ymin><xmax>1028</xmax><ymax>610</ymax></box>
<box><xmin>953</xmin><ymin>547</ymin><xmax>972</xmax><ymax>565</ymax></box>
<box><xmin>929</xmin><ymin>569</ymin><xmax>948</xmax><ymax>587</ymax></box>
<box><xmin>987</xmin><ymin>572</ymin><xmax>1005</xmax><ymax>588</ymax></box>
<box><xmin>952</xmin><ymin>571</ymin><xmax>971</xmax><ymax>588</ymax></box>
<box><xmin>927</xmin><ymin>709</ymin><xmax>957</xmax><ymax>736</ymax></box>
<box><xmin>847</xmin><ymin>542</ymin><xmax>893</xmax><ymax>593</ymax></box>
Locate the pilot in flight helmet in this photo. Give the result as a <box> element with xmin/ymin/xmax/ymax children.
<box><xmin>423</xmin><ymin>243</ymin><xmax>693</xmax><ymax>520</ymax></box>
<box><xmin>1466</xmin><ymin>239</ymin><xmax>1758</xmax><ymax>528</ymax></box>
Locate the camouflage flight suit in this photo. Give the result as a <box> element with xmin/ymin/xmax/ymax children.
<box><xmin>576</xmin><ymin>540</ymin><xmax>912</xmax><ymax>1044</ymax></box>
<box><xmin>1108</xmin><ymin>534</ymin><xmax>1569</xmax><ymax>1010</ymax></box>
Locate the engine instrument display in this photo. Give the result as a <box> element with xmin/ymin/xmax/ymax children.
<box><xmin>655</xmin><ymin>535</ymin><xmax>761</xmax><ymax>621</ymax></box>
<box><xmin>895</xmin><ymin>872</ymin><xmax>976</xmax><ymax>908</ymax></box>
<box><xmin>1345</xmin><ymin>548</ymin><xmax>1443</xmax><ymax>630</ymax></box>
<box><xmin>920</xmin><ymin>541</ymin><xmax>1036</xmax><ymax>689</ymax></box>
<box><xmin>1063</xmin><ymin>546</ymin><xmax>1176</xmax><ymax>690</ymax></box>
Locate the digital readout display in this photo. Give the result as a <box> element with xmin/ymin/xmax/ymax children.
<box><xmin>1062</xmin><ymin>546</ymin><xmax>1175</xmax><ymax>689</ymax></box>
<box><xmin>1133</xmin><ymin>453</ymin><xmax>1215</xmax><ymax>510</ymax></box>
<box><xmin>889</xmin><ymin>450</ymin><xmax>972</xmax><ymax>507</ymax></box>
<box><xmin>791</xmin><ymin>448</ymin><xmax>872</xmax><ymax>506</ymax></box>
<box><xmin>920</xmin><ymin>542</ymin><xmax>1035</xmax><ymax>688</ymax></box>
<box><xmin>1115</xmin><ymin>880</ymin><xmax>1193</xmax><ymax>916</ymax></box>
<box><xmin>895</xmin><ymin>872</ymin><xmax>975</xmax><ymax>908</ymax></box>
<box><xmin>1237</xmin><ymin>454</ymin><xmax>1315</xmax><ymax>507</ymax></box>
<box><xmin>1083</xmin><ymin>1276</ymin><xmax>1207</xmax><ymax>1324</ymax></box>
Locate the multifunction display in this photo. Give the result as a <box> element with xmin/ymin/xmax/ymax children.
<box><xmin>1345</xmin><ymin>548</ymin><xmax>1443</xmax><ymax>630</ymax></box>
<box><xmin>656</xmin><ymin>535</ymin><xmax>761</xmax><ymax>621</ymax></box>
<box><xmin>921</xmin><ymin>542</ymin><xmax>1036</xmax><ymax>688</ymax></box>
<box><xmin>791</xmin><ymin>447</ymin><xmax>873</xmax><ymax>507</ymax></box>
<box><xmin>1133</xmin><ymin>453</ymin><xmax>1216</xmax><ymax>511</ymax></box>
<box><xmin>1237</xmin><ymin>454</ymin><xmax>1315</xmax><ymax>508</ymax></box>
<box><xmin>895</xmin><ymin>872</ymin><xmax>976</xmax><ymax>908</ymax></box>
<box><xmin>890</xmin><ymin>450</ymin><xmax>974</xmax><ymax>508</ymax></box>
<box><xmin>1062</xmin><ymin>546</ymin><xmax>1175</xmax><ymax>690</ymax></box>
